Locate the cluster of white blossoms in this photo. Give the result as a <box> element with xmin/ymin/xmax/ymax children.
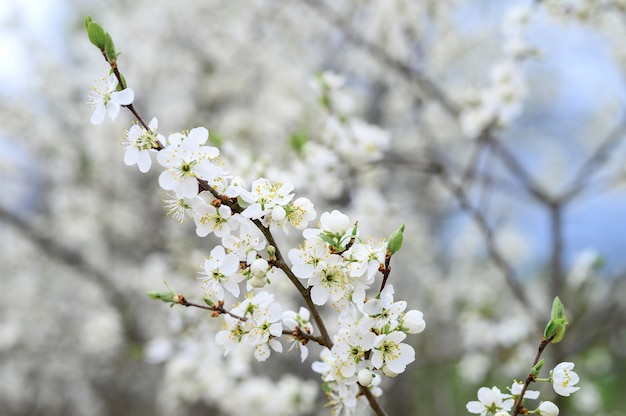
<box><xmin>88</xmin><ymin>66</ymin><xmax>425</xmax><ymax>415</ymax></box>
<box><xmin>467</xmin><ymin>362</ymin><xmax>581</xmax><ymax>416</ymax></box>
<box><xmin>290</xmin><ymin>210</ymin><xmax>426</xmax><ymax>414</ymax></box>
<box><xmin>290</xmin><ymin>72</ymin><xmax>391</xmax><ymax>199</ymax></box>
<box><xmin>458</xmin><ymin>4</ymin><xmax>538</xmax><ymax>138</ymax></box>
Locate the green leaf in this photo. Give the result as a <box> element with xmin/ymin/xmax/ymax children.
<box><xmin>147</xmin><ymin>290</ymin><xmax>175</xmax><ymax>303</ymax></box>
<box><xmin>550</xmin><ymin>296</ymin><xmax>565</xmax><ymax>320</ymax></box>
<box><xmin>86</xmin><ymin>21</ymin><xmax>107</xmax><ymax>50</ymax></box>
<box><xmin>147</xmin><ymin>281</ymin><xmax>177</xmax><ymax>303</ymax></box>
<box><xmin>208</xmin><ymin>130</ymin><xmax>224</xmax><ymax>147</ymax></box>
<box><xmin>290</xmin><ymin>131</ymin><xmax>308</xmax><ymax>154</ymax></box>
<box><xmin>84</xmin><ymin>16</ymin><xmax>93</xmax><ymax>32</ymax></box>
<box><xmin>104</xmin><ymin>32</ymin><xmax>118</xmax><ymax>61</ymax></box>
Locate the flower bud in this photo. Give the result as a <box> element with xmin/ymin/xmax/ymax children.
<box><xmin>401</xmin><ymin>310</ymin><xmax>426</xmax><ymax>334</ymax></box>
<box><xmin>358</xmin><ymin>369</ymin><xmax>373</xmax><ymax>386</ymax></box>
<box><xmin>249</xmin><ymin>274</ymin><xmax>267</xmax><ymax>288</ymax></box>
<box><xmin>382</xmin><ymin>365</ymin><xmax>399</xmax><ymax>378</ymax></box>
<box><xmin>251</xmin><ymin>258</ymin><xmax>269</xmax><ymax>277</ymax></box>
<box><xmin>271</xmin><ymin>205</ymin><xmax>286</xmax><ymax>222</ymax></box>
<box><xmin>537</xmin><ymin>401</ymin><xmax>559</xmax><ymax>416</ymax></box>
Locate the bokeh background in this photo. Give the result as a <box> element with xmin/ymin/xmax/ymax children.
<box><xmin>1</xmin><ymin>0</ymin><xmax>626</xmax><ymax>415</ymax></box>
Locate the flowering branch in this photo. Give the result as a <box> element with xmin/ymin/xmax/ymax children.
<box><xmin>511</xmin><ymin>334</ymin><xmax>554</xmax><ymax>416</ymax></box>
<box><xmin>467</xmin><ymin>297</ymin><xmax>579</xmax><ymax>416</ymax></box>
<box><xmin>84</xmin><ymin>16</ymin><xmax>427</xmax><ymax>416</ymax></box>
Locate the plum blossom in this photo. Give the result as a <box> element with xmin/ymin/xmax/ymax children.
<box><xmin>88</xmin><ymin>73</ymin><xmax>134</xmax><ymax>125</ymax></box>
<box><xmin>162</xmin><ymin>191</ymin><xmax>201</xmax><ymax>223</ymax></box>
<box><xmin>331</xmin><ymin>326</ymin><xmax>376</xmax><ymax>379</ymax></box>
<box><xmin>308</xmin><ymin>254</ymin><xmax>350</xmax><ymax>306</ymax></box>
<box><xmin>551</xmin><ymin>362</ymin><xmax>580</xmax><ymax>396</ymax></box>
<box><xmin>222</xmin><ymin>220</ymin><xmax>266</xmax><ymax>263</ymax></box>
<box><xmin>282</xmin><ymin>307</ymin><xmax>313</xmax><ymax>362</ymax></box>
<box><xmin>198</xmin><ymin>245</ymin><xmax>242</xmax><ymax>301</ymax></box>
<box><xmin>288</xmin><ymin>237</ymin><xmax>331</xmax><ymax>280</ymax></box>
<box><xmin>509</xmin><ymin>380</ymin><xmax>539</xmax><ymax>400</ymax></box>
<box><xmin>122</xmin><ymin>117</ymin><xmax>163</xmax><ymax>172</ymax></box>
<box><xmin>284</xmin><ymin>197</ymin><xmax>317</xmax><ymax>230</ymax></box>
<box><xmin>361</xmin><ymin>284</ymin><xmax>406</xmax><ymax>332</ymax></box>
<box><xmin>342</xmin><ymin>240</ymin><xmax>385</xmax><ymax>282</ymax></box>
<box><xmin>370</xmin><ymin>331</ymin><xmax>415</xmax><ymax>376</ymax></box>
<box><xmin>191</xmin><ymin>193</ymin><xmax>239</xmax><ymax>237</ymax></box>
<box><xmin>239</xmin><ymin>178</ymin><xmax>294</xmax><ymax>223</ymax></box>
<box><xmin>466</xmin><ymin>386</ymin><xmax>514</xmax><ymax>415</ymax></box>
<box><xmin>157</xmin><ymin>127</ymin><xmax>222</xmax><ymax>199</ymax></box>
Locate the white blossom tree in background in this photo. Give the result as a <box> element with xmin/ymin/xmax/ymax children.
<box><xmin>1</xmin><ymin>0</ymin><xmax>625</xmax><ymax>415</ymax></box>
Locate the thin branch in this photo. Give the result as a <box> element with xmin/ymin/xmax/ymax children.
<box><xmin>512</xmin><ymin>335</ymin><xmax>554</xmax><ymax>416</ymax></box>
<box><xmin>302</xmin><ymin>0</ymin><xmax>458</xmax><ymax>116</ymax></box>
<box><xmin>432</xmin><ymin>155</ymin><xmax>532</xmax><ymax>308</ymax></box>
<box><xmin>560</xmin><ymin>116</ymin><xmax>626</xmax><ymax>203</ymax></box>
<box><xmin>0</xmin><ymin>204</ymin><xmax>145</xmax><ymax>343</ymax></box>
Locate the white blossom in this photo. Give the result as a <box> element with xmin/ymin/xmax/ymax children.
<box><xmin>551</xmin><ymin>362</ymin><xmax>581</xmax><ymax>396</ymax></box>
<box><xmin>466</xmin><ymin>386</ymin><xmax>514</xmax><ymax>415</ymax></box>
<box><xmin>88</xmin><ymin>73</ymin><xmax>134</xmax><ymax>125</ymax></box>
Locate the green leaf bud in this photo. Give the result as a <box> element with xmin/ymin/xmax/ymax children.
<box><xmin>104</xmin><ymin>32</ymin><xmax>118</xmax><ymax>62</ymax></box>
<box><xmin>531</xmin><ymin>358</ymin><xmax>545</xmax><ymax>376</ymax></box>
<box><xmin>203</xmin><ymin>297</ymin><xmax>214</xmax><ymax>307</ymax></box>
<box><xmin>86</xmin><ymin>21</ymin><xmax>107</xmax><ymax>50</ymax></box>
<box><xmin>147</xmin><ymin>290</ymin><xmax>175</xmax><ymax>303</ymax></box>
<box><xmin>551</xmin><ymin>296</ymin><xmax>565</xmax><ymax>320</ymax></box>
<box><xmin>544</xmin><ymin>317</ymin><xmax>568</xmax><ymax>343</ymax></box>
<box><xmin>386</xmin><ymin>223</ymin><xmax>405</xmax><ymax>254</ymax></box>
<box><xmin>84</xmin><ymin>16</ymin><xmax>93</xmax><ymax>31</ymax></box>
<box><xmin>147</xmin><ymin>281</ymin><xmax>177</xmax><ymax>303</ymax></box>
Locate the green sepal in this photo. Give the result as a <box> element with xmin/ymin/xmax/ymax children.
<box><xmin>386</xmin><ymin>223</ymin><xmax>405</xmax><ymax>254</ymax></box>
<box><xmin>290</xmin><ymin>131</ymin><xmax>308</xmax><ymax>154</ymax></box>
<box><xmin>86</xmin><ymin>21</ymin><xmax>107</xmax><ymax>50</ymax></box>
<box><xmin>531</xmin><ymin>359</ymin><xmax>544</xmax><ymax>376</ymax></box>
